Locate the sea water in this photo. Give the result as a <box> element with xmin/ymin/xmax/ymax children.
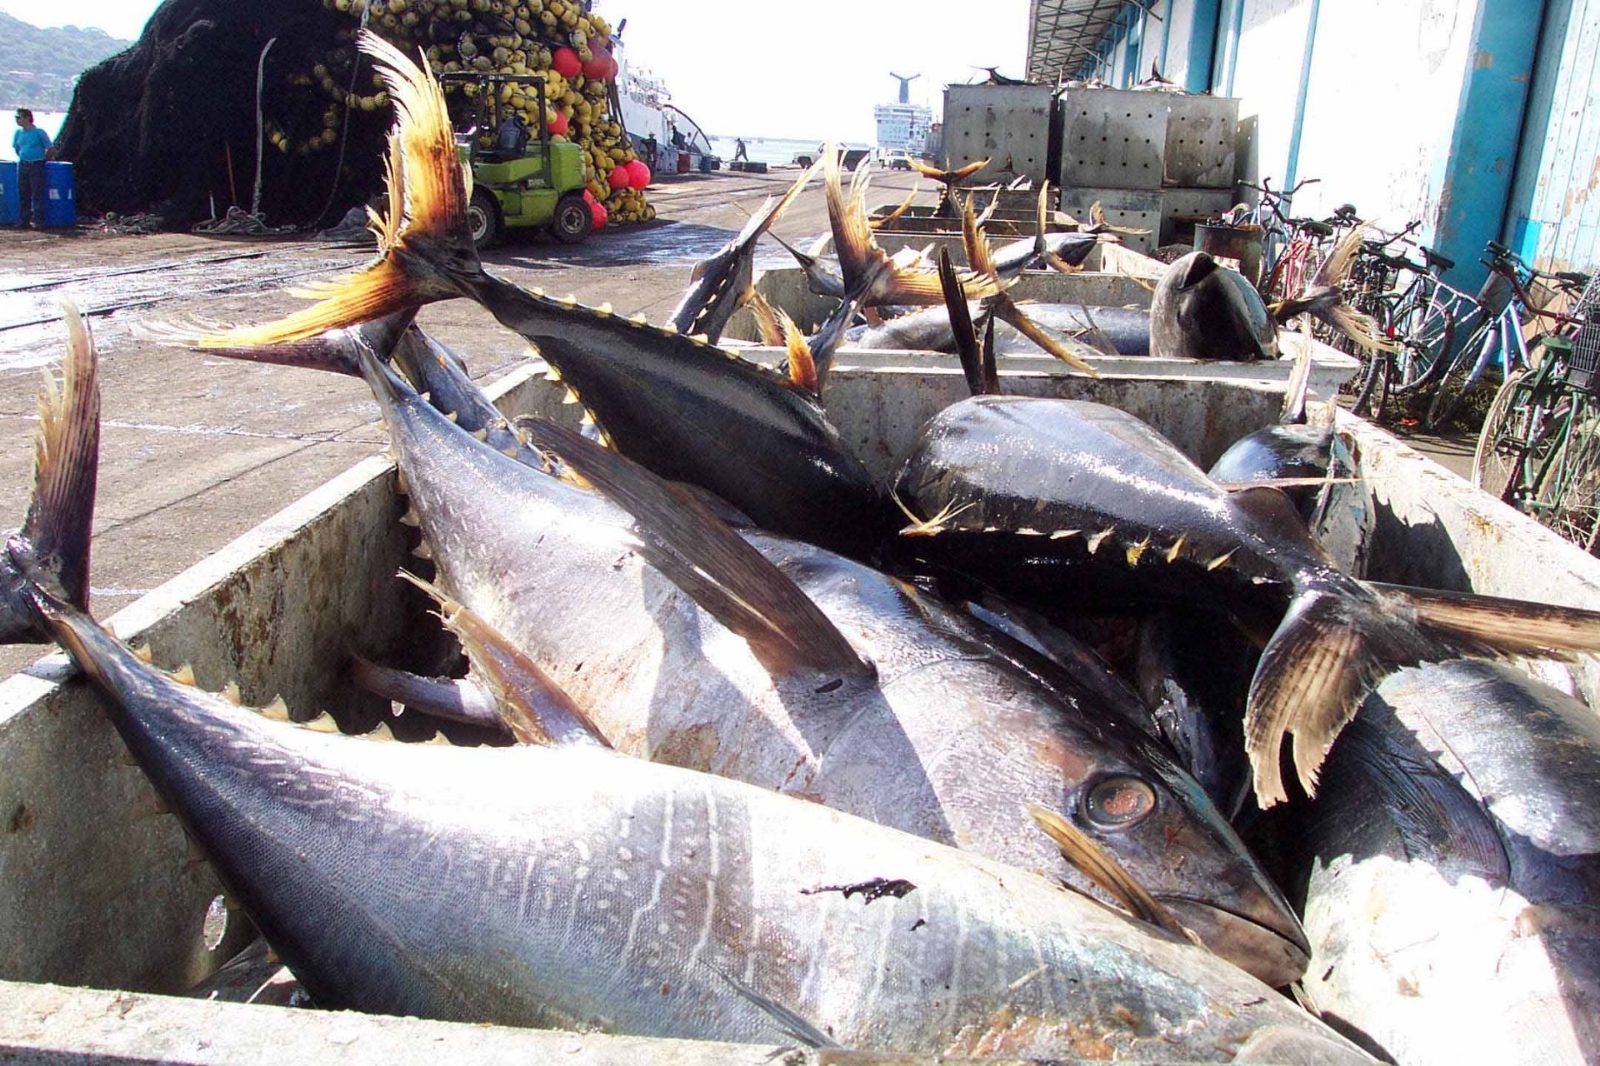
<box><xmin>706</xmin><ymin>135</ymin><xmax>870</xmax><ymax>168</ymax></box>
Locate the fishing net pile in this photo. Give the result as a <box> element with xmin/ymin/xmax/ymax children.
<box><xmin>55</xmin><ymin>0</ymin><xmax>651</xmax><ymax>227</ymax></box>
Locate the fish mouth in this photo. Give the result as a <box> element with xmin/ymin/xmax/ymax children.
<box><xmin>1157</xmin><ymin>895</ymin><xmax>1311</xmax><ymax>988</ymax></box>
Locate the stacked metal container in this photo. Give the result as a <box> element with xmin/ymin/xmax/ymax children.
<box><xmin>1056</xmin><ymin>87</ymin><xmax>1239</xmax><ymax>254</ymax></box>
<box><xmin>942</xmin><ymin>84</ymin><xmax>1239</xmax><ymax>254</ymax></box>
<box><xmin>940</xmin><ymin>84</ymin><xmax>1056</xmax><ymax>188</ymax></box>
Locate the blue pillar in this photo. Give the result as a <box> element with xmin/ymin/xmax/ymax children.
<box><xmin>1187</xmin><ymin>0</ymin><xmax>1222</xmax><ymax>93</ymax></box>
<box><xmin>1428</xmin><ymin>0</ymin><xmax>1548</xmax><ymax>291</ymax></box>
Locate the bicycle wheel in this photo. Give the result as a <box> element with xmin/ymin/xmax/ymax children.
<box><xmin>1533</xmin><ymin>400</ymin><xmax>1600</xmax><ymax>551</ymax></box>
<box><xmin>1392</xmin><ymin>287</ymin><xmax>1456</xmax><ymax>393</ymax></box>
<box><xmin>1352</xmin><ymin>350</ymin><xmax>1391</xmax><ymax>422</ymax></box>
<box><xmin>1425</xmin><ymin>353</ymin><xmax>1481</xmax><ymax>430</ymax></box>
<box><xmin>1472</xmin><ymin>369</ymin><xmax>1535</xmax><ymax>498</ymax></box>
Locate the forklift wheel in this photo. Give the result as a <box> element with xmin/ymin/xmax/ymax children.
<box><xmin>551</xmin><ymin>193</ymin><xmax>591</xmax><ymax>245</ymax></box>
<box><xmin>468</xmin><ymin>189</ymin><xmax>501</xmax><ymax>250</ymax></box>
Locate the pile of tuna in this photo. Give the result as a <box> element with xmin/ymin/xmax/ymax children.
<box><xmin>7</xmin><ymin>35</ymin><xmax>1598</xmax><ymax>1066</ymax></box>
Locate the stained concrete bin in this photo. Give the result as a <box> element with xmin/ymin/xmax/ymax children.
<box><xmin>4</xmin><ymin>354</ymin><xmax>1599</xmax><ymax>1060</ymax></box>
<box><xmin>723</xmin><ymin>256</ymin><xmax>1360</xmax><ymax>400</ymax></box>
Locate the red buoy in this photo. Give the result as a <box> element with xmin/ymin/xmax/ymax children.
<box><xmin>590</xmin><ymin>198</ymin><xmax>609</xmax><ymax>230</ymax></box>
<box><xmin>582</xmin><ymin>45</ymin><xmax>614</xmax><ymax>80</ymax></box>
<box><xmin>547</xmin><ymin>109</ymin><xmax>569</xmax><ymax>136</ymax></box>
<box><xmin>552</xmin><ymin>47</ymin><xmax>581</xmax><ymax>78</ymax></box>
<box><xmin>625</xmin><ymin>159</ymin><xmax>651</xmax><ymax>189</ymax></box>
<box><xmin>608</xmin><ymin>164</ymin><xmax>630</xmax><ymax>190</ymax></box>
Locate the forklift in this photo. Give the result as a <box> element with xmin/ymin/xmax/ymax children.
<box><xmin>439</xmin><ymin>71</ymin><xmax>591</xmax><ymax>248</ymax></box>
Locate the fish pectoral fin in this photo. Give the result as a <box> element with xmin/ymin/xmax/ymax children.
<box><xmin>938</xmin><ymin>248</ymin><xmax>997</xmax><ymax>397</ymax></box>
<box><xmin>709</xmin><ymin>965</ymin><xmax>842</xmax><ymax>1050</ymax></box>
<box><xmin>1028</xmin><ymin>807</ymin><xmax>1198</xmax><ymax>944</ymax></box>
<box><xmin>348</xmin><ymin>653</ymin><xmax>508</xmax><ymax>735</ymax></box>
<box><xmin>394</xmin><ymin>571</ymin><xmax>608</xmax><ymax>748</ymax></box>
<box><xmin>1245</xmin><ymin>583</ymin><xmax>1440</xmax><ymax>807</ymax></box>
<box><xmin>1372</xmin><ymin>582</ymin><xmax>1600</xmax><ymax>658</ymax></box>
<box><xmin>518</xmin><ymin>419</ymin><xmax>873</xmax><ymax>683</ymax></box>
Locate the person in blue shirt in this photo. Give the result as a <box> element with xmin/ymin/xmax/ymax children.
<box><xmin>13</xmin><ymin>109</ymin><xmax>54</xmax><ymax>229</ymax></box>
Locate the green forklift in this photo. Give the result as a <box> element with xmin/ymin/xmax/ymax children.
<box><xmin>439</xmin><ymin>71</ymin><xmax>591</xmax><ymax>249</ymax></box>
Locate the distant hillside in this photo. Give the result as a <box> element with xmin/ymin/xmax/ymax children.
<box><xmin>0</xmin><ymin>13</ymin><xmax>131</xmax><ymax>111</ymax></box>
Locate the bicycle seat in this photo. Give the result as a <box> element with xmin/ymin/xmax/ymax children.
<box><xmin>1420</xmin><ymin>246</ymin><xmax>1455</xmax><ymax>271</ymax></box>
<box><xmin>1334</xmin><ymin>204</ymin><xmax>1358</xmax><ymax>218</ymax></box>
<box><xmin>1301</xmin><ymin>220</ymin><xmax>1334</xmax><ymax>238</ymax></box>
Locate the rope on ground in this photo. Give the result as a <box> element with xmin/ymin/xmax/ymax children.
<box><xmin>315</xmin><ymin>207</ymin><xmax>378</xmax><ymax>244</ymax></box>
<box><xmin>191</xmin><ymin>206</ymin><xmax>298</xmax><ymax>238</ymax></box>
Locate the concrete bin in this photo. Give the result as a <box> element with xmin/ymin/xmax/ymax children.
<box><xmin>2</xmin><ymin>357</ymin><xmax>1597</xmax><ymax>1060</ymax></box>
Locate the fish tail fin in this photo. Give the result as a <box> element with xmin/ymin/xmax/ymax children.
<box><xmin>1246</xmin><ymin>576</ymin><xmax>1445</xmax><ymax>807</ymax></box>
<box><xmin>1250</xmin><ymin>572</ymin><xmax>1600</xmax><ymax>806</ymax></box>
<box><xmin>826</xmin><ymin>146</ymin><xmax>997</xmax><ymax>308</ymax></box>
<box><xmin>158</xmin><ymin>33</ymin><xmax>476</xmax><ymax>350</ymax></box>
<box><xmin>2</xmin><ymin>303</ymin><xmax>101</xmax><ymax>644</ymax></box>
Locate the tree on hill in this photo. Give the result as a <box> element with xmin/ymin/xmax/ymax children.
<box><xmin>0</xmin><ymin>13</ymin><xmax>131</xmax><ymax>111</ymax></box>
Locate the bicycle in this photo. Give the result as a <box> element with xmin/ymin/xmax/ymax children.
<box><xmin>1239</xmin><ymin>177</ymin><xmax>1333</xmax><ymax>301</ymax></box>
<box><xmin>1424</xmin><ymin>242</ymin><xmax>1586</xmax><ymax>430</ymax></box>
<box><xmin>1472</xmin><ymin>271</ymin><xmax>1598</xmax><ymax>548</ymax></box>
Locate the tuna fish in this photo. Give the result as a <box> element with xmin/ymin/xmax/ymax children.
<box><xmin>1149</xmin><ymin>251</ymin><xmax>1278</xmax><ymax>362</ymax></box>
<box><xmin>161</xmin><ymin>270</ymin><xmax>1314</xmax><ymax>981</ymax></box>
<box><xmin>362</xmin><ymin>335</ymin><xmax>1313</xmax><ymax>983</ymax></box>
<box><xmin>3</xmin><ymin>309</ymin><xmax>1371</xmax><ymax>1062</ymax></box>
<box><xmin>1249</xmin><ymin>661</ymin><xmax>1600</xmax><ymax>1065</ymax></box>
<box><xmin>668</xmin><ymin>160</ymin><xmax>819</xmax><ymax>342</ymax></box>
<box><xmin>893</xmin><ymin>395</ymin><xmax>1600</xmax><ymax>806</ymax></box>
<box><xmin>167</xmin><ymin>40</ymin><xmax>887</xmax><ymax>562</ymax></box>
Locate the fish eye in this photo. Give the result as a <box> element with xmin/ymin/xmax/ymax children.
<box><xmin>1080</xmin><ymin>775</ymin><xmax>1157</xmax><ymax>830</ymax></box>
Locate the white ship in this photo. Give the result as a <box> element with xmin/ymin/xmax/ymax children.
<box><xmin>875</xmin><ymin>73</ymin><xmax>932</xmax><ymax>157</ymax></box>
<box><xmin>611</xmin><ymin>31</ymin><xmax>717</xmax><ymax>172</ymax></box>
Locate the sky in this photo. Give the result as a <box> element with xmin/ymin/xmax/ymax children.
<box><xmin>0</xmin><ymin>0</ymin><xmax>1031</xmax><ymax>143</ymax></box>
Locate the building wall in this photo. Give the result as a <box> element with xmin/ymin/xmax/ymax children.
<box><xmin>1507</xmin><ymin>0</ymin><xmax>1600</xmax><ymax>273</ymax></box>
<box><xmin>1074</xmin><ymin>0</ymin><xmax>1565</xmax><ymax>285</ymax></box>
<box><xmin>1277</xmin><ymin>0</ymin><xmax>1478</xmax><ymax>234</ymax></box>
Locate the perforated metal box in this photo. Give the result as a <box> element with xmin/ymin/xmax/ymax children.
<box><xmin>1058</xmin><ymin>87</ymin><xmax>1168</xmax><ymax>191</ymax></box>
<box><xmin>1058</xmin><ymin>186</ymin><xmax>1161</xmax><ymax>253</ymax></box>
<box><xmin>941</xmin><ymin>84</ymin><xmax>1053</xmax><ymax>185</ymax></box>
<box><xmin>1163</xmin><ymin>94</ymin><xmax>1239</xmax><ymax>189</ymax></box>
<box><xmin>1159</xmin><ymin>187</ymin><xmax>1238</xmax><ymax>244</ymax></box>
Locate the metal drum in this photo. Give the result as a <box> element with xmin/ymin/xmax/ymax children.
<box><xmin>43</xmin><ymin>161</ymin><xmax>76</xmax><ymax>229</ymax></box>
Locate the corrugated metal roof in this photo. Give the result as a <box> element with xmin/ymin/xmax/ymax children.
<box><xmin>1026</xmin><ymin>0</ymin><xmax>1132</xmax><ymax>83</ymax></box>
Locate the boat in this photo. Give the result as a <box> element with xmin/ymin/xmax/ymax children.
<box><xmin>610</xmin><ymin>30</ymin><xmax>720</xmax><ymax>174</ymax></box>
<box><xmin>875</xmin><ymin>73</ymin><xmax>933</xmax><ymax>166</ymax></box>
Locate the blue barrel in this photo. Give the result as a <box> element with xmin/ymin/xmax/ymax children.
<box><xmin>0</xmin><ymin>161</ymin><xmax>17</xmax><ymax>226</ymax></box>
<box><xmin>43</xmin><ymin>162</ymin><xmax>76</xmax><ymax>229</ymax></box>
